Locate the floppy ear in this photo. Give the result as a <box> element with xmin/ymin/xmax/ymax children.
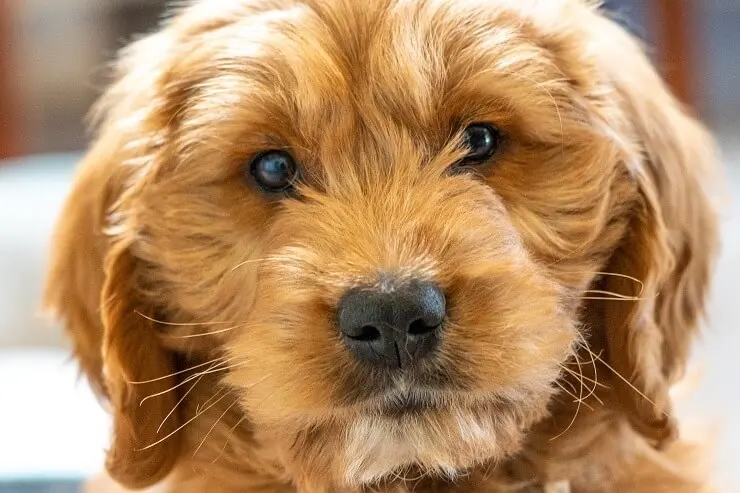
<box><xmin>44</xmin><ymin>32</ymin><xmax>184</xmax><ymax>489</ymax></box>
<box><xmin>587</xmin><ymin>13</ymin><xmax>719</xmax><ymax>447</ymax></box>
<box><xmin>100</xmin><ymin>236</ymin><xmax>183</xmax><ymax>488</ymax></box>
<box><xmin>44</xmin><ymin>134</ymin><xmax>184</xmax><ymax>489</ymax></box>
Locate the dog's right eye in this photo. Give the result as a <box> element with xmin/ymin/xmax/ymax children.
<box><xmin>249</xmin><ymin>150</ymin><xmax>299</xmax><ymax>193</ymax></box>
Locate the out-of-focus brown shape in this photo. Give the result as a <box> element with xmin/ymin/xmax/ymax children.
<box><xmin>654</xmin><ymin>0</ymin><xmax>697</xmax><ymax>108</ymax></box>
<box><xmin>0</xmin><ymin>1</ymin><xmax>21</xmax><ymax>159</ymax></box>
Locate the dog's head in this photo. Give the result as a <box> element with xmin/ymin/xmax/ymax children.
<box><xmin>45</xmin><ymin>0</ymin><xmax>718</xmax><ymax>489</ymax></box>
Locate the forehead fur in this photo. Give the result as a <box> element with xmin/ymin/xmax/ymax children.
<box><xmin>144</xmin><ymin>0</ymin><xmax>601</xmax><ymax>177</ymax></box>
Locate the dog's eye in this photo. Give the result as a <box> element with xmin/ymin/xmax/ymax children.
<box><xmin>460</xmin><ymin>123</ymin><xmax>501</xmax><ymax>164</ymax></box>
<box><xmin>249</xmin><ymin>150</ymin><xmax>299</xmax><ymax>193</ymax></box>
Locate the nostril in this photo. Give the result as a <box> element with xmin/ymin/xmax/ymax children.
<box><xmin>408</xmin><ymin>318</ymin><xmax>439</xmax><ymax>336</ymax></box>
<box><xmin>348</xmin><ymin>325</ymin><xmax>382</xmax><ymax>342</ymax></box>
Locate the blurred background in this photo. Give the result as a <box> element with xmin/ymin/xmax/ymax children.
<box><xmin>0</xmin><ymin>0</ymin><xmax>738</xmax><ymax>492</ymax></box>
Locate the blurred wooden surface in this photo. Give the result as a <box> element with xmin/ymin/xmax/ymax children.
<box><xmin>653</xmin><ymin>0</ymin><xmax>697</xmax><ymax>107</ymax></box>
<box><xmin>0</xmin><ymin>1</ymin><xmax>21</xmax><ymax>159</ymax></box>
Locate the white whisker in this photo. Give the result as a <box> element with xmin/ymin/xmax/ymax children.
<box><xmin>135</xmin><ymin>310</ymin><xmax>239</xmax><ymax>326</ymax></box>
<box><xmin>137</xmin><ymin>390</ymin><xmax>234</xmax><ymax>451</ymax></box>
<box><xmin>193</xmin><ymin>397</ymin><xmax>241</xmax><ymax>458</ymax></box>
<box><xmin>127</xmin><ymin>357</ymin><xmax>226</xmax><ymax>385</ymax></box>
<box><xmin>140</xmin><ymin>359</ymin><xmax>242</xmax><ymax>406</ymax></box>
<box><xmin>168</xmin><ymin>323</ymin><xmax>249</xmax><ymax>339</ymax></box>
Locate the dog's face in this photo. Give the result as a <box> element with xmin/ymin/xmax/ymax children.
<box><xmin>46</xmin><ymin>0</ymin><xmax>718</xmax><ymax>490</ymax></box>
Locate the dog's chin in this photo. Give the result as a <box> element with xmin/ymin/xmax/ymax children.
<box><xmin>340</xmin><ymin>388</ymin><xmax>548</xmax><ymax>487</ymax></box>
<box><xmin>368</xmin><ymin>386</ymin><xmax>494</xmax><ymax>417</ymax></box>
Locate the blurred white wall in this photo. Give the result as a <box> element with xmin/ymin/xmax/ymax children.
<box><xmin>0</xmin><ymin>156</ymin><xmax>78</xmax><ymax>348</ymax></box>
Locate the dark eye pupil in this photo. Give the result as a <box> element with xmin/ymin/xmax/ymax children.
<box><xmin>462</xmin><ymin>123</ymin><xmax>500</xmax><ymax>163</ymax></box>
<box><xmin>250</xmin><ymin>151</ymin><xmax>298</xmax><ymax>192</ymax></box>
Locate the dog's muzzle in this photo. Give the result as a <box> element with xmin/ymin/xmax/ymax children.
<box><xmin>337</xmin><ymin>279</ymin><xmax>446</xmax><ymax>369</ymax></box>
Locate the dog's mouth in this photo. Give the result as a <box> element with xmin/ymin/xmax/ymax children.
<box><xmin>377</xmin><ymin>393</ymin><xmax>436</xmax><ymax>416</ymax></box>
<box><xmin>337</xmin><ymin>365</ymin><xmax>504</xmax><ymax>419</ymax></box>
<box><xmin>368</xmin><ymin>385</ymin><xmax>496</xmax><ymax>418</ymax></box>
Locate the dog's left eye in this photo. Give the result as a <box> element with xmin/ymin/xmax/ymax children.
<box><xmin>460</xmin><ymin>123</ymin><xmax>501</xmax><ymax>164</ymax></box>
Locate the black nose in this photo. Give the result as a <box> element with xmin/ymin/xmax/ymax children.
<box><xmin>337</xmin><ymin>280</ymin><xmax>446</xmax><ymax>369</ymax></box>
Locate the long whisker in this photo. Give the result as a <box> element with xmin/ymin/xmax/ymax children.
<box><xmin>588</xmin><ymin>271</ymin><xmax>645</xmax><ymax>296</ymax></box>
<box><xmin>193</xmin><ymin>397</ymin><xmax>241</xmax><ymax>458</ymax></box>
<box><xmin>553</xmin><ymin>379</ymin><xmax>592</xmax><ymax>411</ymax></box>
<box><xmin>549</xmin><ymin>395</ymin><xmax>583</xmax><ymax>440</ymax></box>
<box><xmin>136</xmin><ymin>390</ymin><xmax>234</xmax><ymax>451</ymax></box>
<box><xmin>581</xmin><ymin>289</ymin><xmax>642</xmax><ymax>300</ymax></box>
<box><xmin>397</xmin><ymin>467</ymin><xmax>430</xmax><ymax>484</ymax></box>
<box><xmin>559</xmin><ymin>365</ymin><xmax>608</xmax><ymax>391</ymax></box>
<box><xmin>594</xmin><ymin>353</ymin><xmax>668</xmax><ymax>417</ymax></box>
<box><xmin>140</xmin><ymin>359</ymin><xmax>242</xmax><ymax>406</ymax></box>
<box><xmin>556</xmin><ymin>352</ymin><xmax>588</xmax><ymax>404</ymax></box>
<box><xmin>135</xmin><ymin>311</ymin><xmax>239</xmax><ymax>326</ymax></box>
<box><xmin>142</xmin><ymin>362</ymin><xmax>232</xmax><ymax>407</ymax></box>
<box><xmin>211</xmin><ymin>414</ymin><xmax>249</xmax><ymax>464</ymax></box>
<box><xmin>579</xmin><ymin>296</ymin><xmax>654</xmax><ymax>302</ymax></box>
<box><xmin>551</xmin><ymin>351</ymin><xmax>586</xmax><ymax>441</ymax></box>
<box><xmin>197</xmin><ymin>386</ymin><xmax>232</xmax><ymax>415</ymax></box>
<box><xmin>556</xmin><ymin>370</ymin><xmax>580</xmax><ymax>395</ymax></box>
<box><xmin>127</xmin><ymin>357</ymin><xmax>227</xmax><ymax>385</ymax></box>
<box><xmin>575</xmin><ymin>336</ymin><xmax>602</xmax><ymax>404</ymax></box>
<box><xmin>230</xmin><ymin>256</ymin><xmax>282</xmax><ymax>272</ymax></box>
<box><xmin>167</xmin><ymin>323</ymin><xmax>250</xmax><ymax>339</ymax></box>
<box><xmin>158</xmin><ymin>364</ymin><xmax>224</xmax><ymax>434</ymax></box>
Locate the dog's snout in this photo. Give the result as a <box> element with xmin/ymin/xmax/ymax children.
<box><xmin>337</xmin><ymin>280</ymin><xmax>445</xmax><ymax>369</ymax></box>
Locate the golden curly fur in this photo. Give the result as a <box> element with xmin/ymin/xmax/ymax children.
<box><xmin>45</xmin><ymin>0</ymin><xmax>719</xmax><ymax>491</ymax></box>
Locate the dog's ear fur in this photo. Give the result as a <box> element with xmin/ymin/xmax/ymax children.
<box><xmin>45</xmin><ymin>6</ymin><xmax>266</xmax><ymax>483</ymax></box>
<box><xmin>44</xmin><ymin>31</ymin><xmax>184</xmax><ymax>489</ymax></box>
<box><xmin>99</xmin><ymin>237</ymin><xmax>182</xmax><ymax>488</ymax></box>
<box><xmin>586</xmin><ymin>12</ymin><xmax>719</xmax><ymax>447</ymax></box>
